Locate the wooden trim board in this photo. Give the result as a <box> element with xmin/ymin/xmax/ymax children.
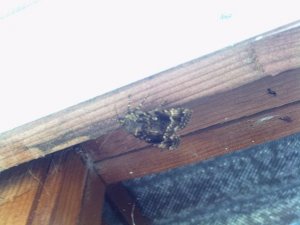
<box><xmin>95</xmin><ymin>101</ymin><xmax>300</xmax><ymax>184</ymax></box>
<box><xmin>0</xmin><ymin>22</ymin><xmax>300</xmax><ymax>172</ymax></box>
<box><xmin>85</xmin><ymin>68</ymin><xmax>300</xmax><ymax>161</ymax></box>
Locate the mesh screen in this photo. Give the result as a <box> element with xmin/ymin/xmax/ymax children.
<box><xmin>103</xmin><ymin>132</ymin><xmax>300</xmax><ymax>225</ymax></box>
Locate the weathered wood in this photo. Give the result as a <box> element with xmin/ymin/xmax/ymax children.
<box><xmin>28</xmin><ymin>152</ymin><xmax>68</xmax><ymax>225</ymax></box>
<box><xmin>96</xmin><ymin>101</ymin><xmax>300</xmax><ymax>184</ymax></box>
<box><xmin>106</xmin><ymin>183</ymin><xmax>151</xmax><ymax>225</ymax></box>
<box><xmin>0</xmin><ymin>158</ymin><xmax>51</xmax><ymax>225</ymax></box>
<box><xmin>32</xmin><ymin>151</ymin><xmax>87</xmax><ymax>225</ymax></box>
<box><xmin>78</xmin><ymin>169</ymin><xmax>106</xmax><ymax>225</ymax></box>
<box><xmin>31</xmin><ymin>150</ymin><xmax>106</xmax><ymax>225</ymax></box>
<box><xmin>0</xmin><ymin>23</ymin><xmax>300</xmax><ymax>172</ymax></box>
<box><xmin>0</xmin><ymin>150</ymin><xmax>106</xmax><ymax>225</ymax></box>
<box><xmin>85</xmin><ymin>68</ymin><xmax>300</xmax><ymax>160</ymax></box>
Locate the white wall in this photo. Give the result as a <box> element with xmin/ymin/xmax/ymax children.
<box><xmin>0</xmin><ymin>0</ymin><xmax>299</xmax><ymax>133</ymax></box>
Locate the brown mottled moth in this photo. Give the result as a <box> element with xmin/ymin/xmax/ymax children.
<box><xmin>118</xmin><ymin>102</ymin><xmax>192</xmax><ymax>150</ymax></box>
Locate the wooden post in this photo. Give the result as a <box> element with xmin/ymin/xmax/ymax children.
<box><xmin>0</xmin><ymin>150</ymin><xmax>106</xmax><ymax>225</ymax></box>
<box><xmin>0</xmin><ymin>157</ymin><xmax>50</xmax><ymax>225</ymax></box>
<box><xmin>77</xmin><ymin>169</ymin><xmax>106</xmax><ymax>225</ymax></box>
<box><xmin>106</xmin><ymin>183</ymin><xmax>151</xmax><ymax>225</ymax></box>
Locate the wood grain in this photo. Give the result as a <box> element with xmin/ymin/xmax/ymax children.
<box><xmin>78</xmin><ymin>169</ymin><xmax>106</xmax><ymax>225</ymax></box>
<box><xmin>1</xmin><ymin>23</ymin><xmax>300</xmax><ymax>172</ymax></box>
<box><xmin>28</xmin><ymin>150</ymin><xmax>88</xmax><ymax>225</ymax></box>
<box><xmin>0</xmin><ymin>150</ymin><xmax>107</xmax><ymax>225</ymax></box>
<box><xmin>85</xmin><ymin>68</ymin><xmax>300</xmax><ymax>160</ymax></box>
<box><xmin>40</xmin><ymin>151</ymin><xmax>87</xmax><ymax>225</ymax></box>
<box><xmin>29</xmin><ymin>150</ymin><xmax>106</xmax><ymax>225</ymax></box>
<box><xmin>95</xmin><ymin>101</ymin><xmax>300</xmax><ymax>184</ymax></box>
<box><xmin>28</xmin><ymin>152</ymin><xmax>68</xmax><ymax>225</ymax></box>
<box><xmin>0</xmin><ymin>158</ymin><xmax>51</xmax><ymax>225</ymax></box>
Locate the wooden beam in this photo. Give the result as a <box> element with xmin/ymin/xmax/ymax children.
<box><xmin>29</xmin><ymin>150</ymin><xmax>88</xmax><ymax>225</ymax></box>
<box><xmin>29</xmin><ymin>150</ymin><xmax>106</xmax><ymax>225</ymax></box>
<box><xmin>85</xmin><ymin>68</ymin><xmax>300</xmax><ymax>161</ymax></box>
<box><xmin>106</xmin><ymin>183</ymin><xmax>151</xmax><ymax>225</ymax></box>
<box><xmin>0</xmin><ymin>22</ymin><xmax>300</xmax><ymax>172</ymax></box>
<box><xmin>0</xmin><ymin>150</ymin><xmax>106</xmax><ymax>225</ymax></box>
<box><xmin>77</xmin><ymin>169</ymin><xmax>106</xmax><ymax>225</ymax></box>
<box><xmin>95</xmin><ymin>101</ymin><xmax>300</xmax><ymax>184</ymax></box>
<box><xmin>0</xmin><ymin>158</ymin><xmax>50</xmax><ymax>225</ymax></box>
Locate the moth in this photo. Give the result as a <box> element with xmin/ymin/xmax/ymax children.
<box><xmin>118</xmin><ymin>103</ymin><xmax>192</xmax><ymax>150</ymax></box>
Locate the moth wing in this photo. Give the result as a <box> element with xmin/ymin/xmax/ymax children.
<box><xmin>167</xmin><ymin>108</ymin><xmax>192</xmax><ymax>129</ymax></box>
<box><xmin>156</xmin><ymin>134</ymin><xmax>180</xmax><ymax>150</ymax></box>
